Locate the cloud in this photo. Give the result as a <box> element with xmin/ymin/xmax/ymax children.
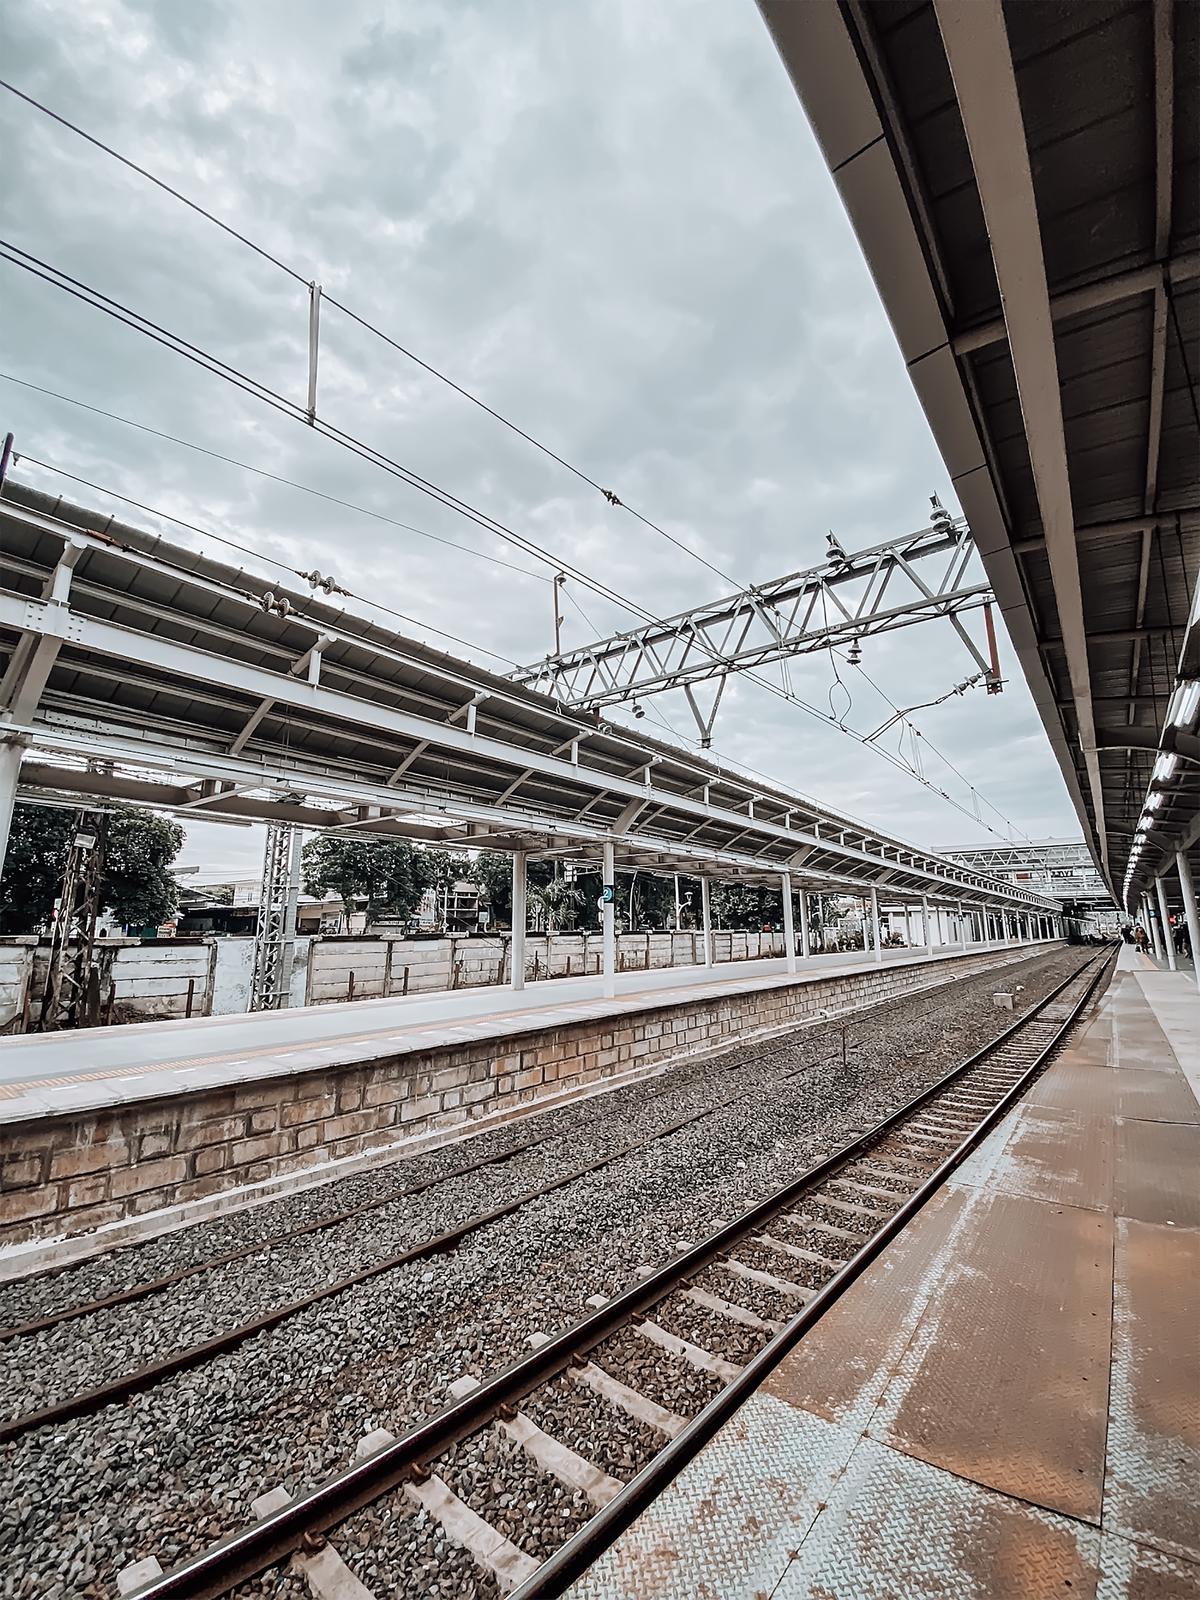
<box><xmin>0</xmin><ymin>0</ymin><xmax>1079</xmax><ymax>874</ymax></box>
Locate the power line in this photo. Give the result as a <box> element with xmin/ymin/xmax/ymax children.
<box><xmin>1</xmin><ymin>78</ymin><xmax>1027</xmax><ymax>831</ymax></box>
<box><xmin>6</xmin><ymin>456</ymin><xmax>524</xmax><ymax>669</ymax></box>
<box><xmin>0</xmin><ymin>78</ymin><xmax>308</xmax><ymax>287</ymax></box>
<box><xmin>0</xmin><ymin>239</ymin><xmax>1024</xmax><ymax>841</ymax></box>
<box><xmin>0</xmin><ymin>238</ymin><xmax>661</xmax><ymax>623</ymax></box>
<box><xmin>1</xmin><ymin>77</ymin><xmax>736</xmax><ymax>585</ymax></box>
<box><xmin>0</xmin><ymin>371</ymin><xmax>549</xmax><ymax>583</ymax></box>
<box><xmin>2</xmin><ymin>82</ymin><xmax>1026</xmax><ymax>837</ymax></box>
<box><xmin>848</xmin><ymin>659</ymin><xmax>1029</xmax><ymax>842</ymax></box>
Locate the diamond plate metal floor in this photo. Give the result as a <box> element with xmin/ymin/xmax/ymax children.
<box><xmin>569</xmin><ymin>949</ymin><xmax>1200</xmax><ymax>1599</ymax></box>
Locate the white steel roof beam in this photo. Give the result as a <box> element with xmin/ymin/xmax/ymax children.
<box><xmin>935</xmin><ymin>0</ymin><xmax>1109</xmax><ymax>871</ymax></box>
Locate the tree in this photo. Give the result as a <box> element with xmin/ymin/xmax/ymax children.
<box><xmin>0</xmin><ymin>804</ymin><xmax>183</xmax><ymax>934</ymax></box>
<box><xmin>105</xmin><ymin>811</ymin><xmax>185</xmax><ymax>928</ymax></box>
<box><xmin>301</xmin><ymin>835</ymin><xmax>433</xmax><ymax>924</ymax></box>
<box><xmin>711</xmin><ymin>881</ymin><xmax>781</xmax><ymax>930</ymax></box>
<box><xmin>529</xmin><ymin>874</ymin><xmax>585</xmax><ymax>932</ymax></box>
<box><xmin>468</xmin><ymin>851</ymin><xmax>515</xmax><ymax>924</ymax></box>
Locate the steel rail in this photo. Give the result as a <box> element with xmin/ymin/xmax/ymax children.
<box><xmin>0</xmin><ymin>1018</ymin><xmax>828</xmax><ymax>1344</ymax></box>
<box><xmin>0</xmin><ymin>1019</ymin><xmax>862</xmax><ymax>1438</ymax></box>
<box><xmin>123</xmin><ymin>947</ymin><xmax>1108</xmax><ymax>1600</ymax></box>
<box><xmin>514</xmin><ymin>946</ymin><xmax>1116</xmax><ymax>1597</ymax></box>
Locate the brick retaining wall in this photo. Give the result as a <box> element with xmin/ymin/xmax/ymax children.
<box><xmin>0</xmin><ymin>944</ymin><xmax>1048</xmax><ymax>1267</ymax></box>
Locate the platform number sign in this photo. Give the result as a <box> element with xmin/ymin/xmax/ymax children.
<box><xmin>597</xmin><ymin>884</ymin><xmax>615</xmax><ymax>909</ymax></box>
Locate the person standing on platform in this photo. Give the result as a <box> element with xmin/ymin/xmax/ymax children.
<box><xmin>1134</xmin><ymin>924</ymin><xmax>1149</xmax><ymax>953</ymax></box>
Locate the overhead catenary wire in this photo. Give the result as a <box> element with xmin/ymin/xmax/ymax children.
<box><xmin>0</xmin><ymin>238</ymin><xmax>664</xmax><ymax>623</ymax></box>
<box><xmin>0</xmin><ymin>372</ymin><xmax>549</xmax><ymax>583</ymax></box>
<box><xmin>4</xmin><ymin>456</ymin><xmax>525</xmax><ymax>669</ymax></box>
<box><xmin>2</xmin><ymin>80</ymin><xmax>1025</xmax><ymax>797</ymax></box>
<box><xmin>0</xmin><ymin>77</ymin><xmax>736</xmax><ymax>585</ymax></box>
<box><xmin>557</xmin><ymin>577</ymin><xmax>1016</xmax><ymax>843</ymax></box>
<box><xmin>1</xmin><ymin>236</ymin><xmax>1024</xmax><ymax>840</ymax></box>
<box><xmin>0</xmin><ymin>80</ymin><xmax>1024</xmax><ymax>814</ymax></box>
<box><xmin>0</xmin><ymin>77</ymin><xmax>309</xmax><ymax>288</ymax></box>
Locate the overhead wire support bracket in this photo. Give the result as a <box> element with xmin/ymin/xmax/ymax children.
<box><xmin>306</xmin><ymin>281</ymin><xmax>322</xmax><ymax>425</ymax></box>
<box><xmin>515</xmin><ymin>517</ymin><xmax>994</xmax><ymax>722</ymax></box>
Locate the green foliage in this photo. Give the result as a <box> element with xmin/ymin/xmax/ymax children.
<box><xmin>105</xmin><ymin>810</ymin><xmax>185</xmax><ymax>928</ymax></box>
<box><xmin>469</xmin><ymin>852</ymin><xmax>515</xmax><ymax>923</ymax></box>
<box><xmin>302</xmin><ymin>835</ymin><xmax>436</xmax><ymax>923</ymax></box>
<box><xmin>711</xmin><ymin>881</ymin><xmax>782</xmax><ymax>930</ymax></box>
<box><xmin>0</xmin><ymin>806</ymin><xmax>72</xmax><ymax>934</ymax></box>
<box><xmin>0</xmin><ymin>804</ymin><xmax>183</xmax><ymax>934</ymax></box>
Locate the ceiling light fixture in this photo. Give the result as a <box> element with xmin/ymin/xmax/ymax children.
<box><xmin>1167</xmin><ymin>679</ymin><xmax>1200</xmax><ymax>732</ymax></box>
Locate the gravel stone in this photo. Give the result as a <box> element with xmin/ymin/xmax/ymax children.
<box><xmin>0</xmin><ymin>948</ymin><xmax>1097</xmax><ymax>1598</ymax></box>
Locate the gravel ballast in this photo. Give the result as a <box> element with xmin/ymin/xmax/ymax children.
<box><xmin>0</xmin><ymin>946</ymin><xmax>1098</xmax><ymax>1599</ymax></box>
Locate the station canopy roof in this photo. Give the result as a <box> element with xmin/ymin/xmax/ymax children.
<box><xmin>0</xmin><ymin>481</ymin><xmax>1055</xmax><ymax>912</ymax></box>
<box><xmin>760</xmin><ymin>0</ymin><xmax>1200</xmax><ymax>916</ymax></box>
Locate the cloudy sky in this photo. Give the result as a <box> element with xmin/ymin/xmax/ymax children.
<box><xmin>0</xmin><ymin>0</ymin><xmax>1079</xmax><ymax>879</ymax></box>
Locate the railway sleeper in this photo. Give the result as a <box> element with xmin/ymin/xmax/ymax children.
<box><xmin>250</xmin><ymin>1482</ymin><xmax>375</xmax><ymax>1600</ymax></box>
<box><xmin>681</xmin><ymin>1286</ymin><xmax>784</xmax><ymax>1334</ymax></box>
<box><xmin>572</xmin><ymin>1360</ymin><xmax>689</xmax><ymax>1438</ymax></box>
<box><xmin>497</xmin><ymin>1413</ymin><xmax>625</xmax><ymax>1509</ymax></box>
<box><xmin>636</xmin><ymin>1318</ymin><xmax>742</xmax><ymax>1382</ymax></box>
<box><xmin>829</xmin><ymin>1177</ymin><xmax>913</xmax><ymax>1204</ymax></box>
<box><xmin>404</xmin><ymin>1473</ymin><xmax>538</xmax><ymax>1595</ymax></box>
<box><xmin>754</xmin><ymin>1235</ymin><xmax>848</xmax><ymax>1269</ymax></box>
<box><xmin>717</xmin><ymin>1257</ymin><xmax>812</xmax><ymax>1300</ymax></box>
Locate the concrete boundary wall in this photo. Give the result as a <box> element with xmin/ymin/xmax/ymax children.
<box><xmin>0</xmin><ymin>930</ymin><xmax>789</xmax><ymax>1030</ymax></box>
<box><xmin>0</xmin><ymin>943</ymin><xmax>1050</xmax><ymax>1274</ymax></box>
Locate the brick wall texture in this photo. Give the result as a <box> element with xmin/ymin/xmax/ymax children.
<box><xmin>0</xmin><ymin>946</ymin><xmax>1037</xmax><ymax>1253</ymax></box>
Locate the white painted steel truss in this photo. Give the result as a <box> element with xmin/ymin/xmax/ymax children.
<box><xmin>0</xmin><ymin>485</ymin><xmax>1054</xmax><ymax>914</ymax></box>
<box><xmin>512</xmin><ymin>514</ymin><xmax>996</xmax><ymax>739</ymax></box>
<box><xmin>941</xmin><ymin>839</ymin><xmax>1112</xmax><ymax>905</ymax></box>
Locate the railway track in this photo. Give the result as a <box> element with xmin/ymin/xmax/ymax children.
<box><xmin>1</xmin><ymin>1004</ymin><xmax>874</xmax><ymax>1438</ymax></box>
<box><xmin>109</xmin><ymin>947</ymin><xmax>1113</xmax><ymax>1600</ymax></box>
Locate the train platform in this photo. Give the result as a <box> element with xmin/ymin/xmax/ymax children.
<box><xmin>569</xmin><ymin>944</ymin><xmax>1200</xmax><ymax>1600</ymax></box>
<box><xmin>0</xmin><ymin>935</ymin><xmax>1046</xmax><ymax>1125</ymax></box>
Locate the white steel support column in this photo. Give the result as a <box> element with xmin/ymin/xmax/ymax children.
<box><xmin>904</xmin><ymin>906</ymin><xmax>913</xmax><ymax>947</ymax></box>
<box><xmin>1154</xmin><ymin>875</ymin><xmax>1177</xmax><ymax>971</ymax></box>
<box><xmin>781</xmin><ymin>872</ymin><xmax>797</xmax><ymax>974</ymax></box>
<box><xmin>673</xmin><ymin>874</ymin><xmax>682</xmax><ymax>932</ymax></box>
<box><xmin>700</xmin><ymin>876</ymin><xmax>713</xmax><ymax>968</ymax></box>
<box><xmin>921</xmin><ymin>895</ymin><xmax>931</xmax><ymax>949</ymax></box>
<box><xmin>0</xmin><ymin>738</ymin><xmax>24</xmax><ymax>887</ymax></box>
<box><xmin>798</xmin><ymin>887</ymin><xmax>811</xmax><ymax>960</ymax></box>
<box><xmin>870</xmin><ymin>886</ymin><xmax>882</xmax><ymax>963</ymax></box>
<box><xmin>511</xmin><ymin>852</ymin><xmax>527</xmax><ymax>991</ymax></box>
<box><xmin>1144</xmin><ymin>897</ymin><xmax>1165</xmax><ymax>959</ymax></box>
<box><xmin>957</xmin><ymin>901</ymin><xmax>968</xmax><ymax>949</ymax></box>
<box><xmin>1176</xmin><ymin>851</ymin><xmax>1200</xmax><ymax>994</ymax></box>
<box><xmin>602</xmin><ymin>840</ymin><xmax>616</xmax><ymax>998</ymax></box>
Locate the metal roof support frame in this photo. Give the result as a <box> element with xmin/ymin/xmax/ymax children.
<box><xmin>511</xmin><ymin>852</ymin><xmax>527</xmax><ymax>992</ymax></box>
<box><xmin>1175</xmin><ymin>851</ymin><xmax>1200</xmax><ymax>993</ymax></box>
<box><xmin>781</xmin><ymin>871</ymin><xmax>797</xmax><ymax>974</ymax></box>
<box><xmin>934</xmin><ymin>0</ymin><xmax>1108</xmax><ymax>871</ymax></box>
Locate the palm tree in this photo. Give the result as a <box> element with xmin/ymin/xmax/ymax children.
<box><xmin>528</xmin><ymin>875</ymin><xmax>585</xmax><ymax>932</ymax></box>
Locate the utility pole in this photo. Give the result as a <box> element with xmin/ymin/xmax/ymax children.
<box><xmin>552</xmin><ymin>573</ymin><xmax>566</xmax><ymax>656</ymax></box>
<box><xmin>249</xmin><ymin>823</ymin><xmax>303</xmax><ymax>1010</ymax></box>
<box><xmin>39</xmin><ymin>809</ymin><xmax>107</xmax><ymax>1031</ymax></box>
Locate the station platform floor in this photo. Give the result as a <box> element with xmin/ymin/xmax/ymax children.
<box><xmin>570</xmin><ymin>944</ymin><xmax>1200</xmax><ymax>1600</ymax></box>
<box><xmin>0</xmin><ymin>935</ymin><xmax>1049</xmax><ymax>1126</ymax></box>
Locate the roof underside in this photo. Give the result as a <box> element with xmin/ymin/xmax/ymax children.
<box><xmin>760</xmin><ymin>0</ymin><xmax>1200</xmax><ymax>915</ymax></box>
<box><xmin>0</xmin><ymin>483</ymin><xmax>1054</xmax><ymax>911</ymax></box>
